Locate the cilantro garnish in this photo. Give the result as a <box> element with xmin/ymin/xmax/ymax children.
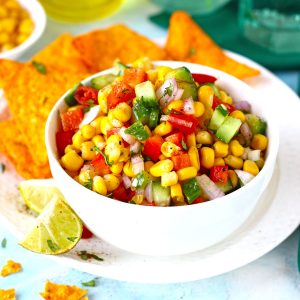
<box><xmin>78</xmin><ymin>250</ymin><xmax>103</xmax><ymax>261</ymax></box>
<box><xmin>32</xmin><ymin>61</ymin><xmax>47</xmax><ymax>75</ymax></box>
<box><xmin>188</xmin><ymin>47</ymin><xmax>196</xmax><ymax>57</ymax></box>
<box><xmin>1</xmin><ymin>238</ymin><xmax>7</xmax><ymax>248</ymax></box>
<box><xmin>181</xmin><ymin>139</ymin><xmax>188</xmax><ymax>151</ymax></box>
<box><xmin>0</xmin><ymin>163</ymin><xmax>6</xmax><ymax>174</ymax></box>
<box><xmin>90</xmin><ymin>146</ymin><xmax>113</xmax><ymax>166</ymax></box>
<box><xmin>67</xmin><ymin>237</ymin><xmax>78</xmax><ymax>242</ymax></box>
<box><xmin>84</xmin><ymin>179</ymin><xmax>93</xmax><ymax>190</ymax></box>
<box><xmin>47</xmin><ymin>239</ymin><xmax>60</xmax><ymax>252</ymax></box>
<box><xmin>82</xmin><ymin>279</ymin><xmax>96</xmax><ymax>287</ymax></box>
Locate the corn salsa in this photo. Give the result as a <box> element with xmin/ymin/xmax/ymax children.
<box><xmin>56</xmin><ymin>59</ymin><xmax>268</xmax><ymax>206</ymax></box>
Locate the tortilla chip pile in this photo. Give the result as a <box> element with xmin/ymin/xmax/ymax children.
<box><xmin>0</xmin><ymin>288</ymin><xmax>16</xmax><ymax>300</ymax></box>
<box><xmin>0</xmin><ymin>11</ymin><xmax>259</xmax><ymax>180</ymax></box>
<box><xmin>0</xmin><ymin>259</ymin><xmax>22</xmax><ymax>277</ymax></box>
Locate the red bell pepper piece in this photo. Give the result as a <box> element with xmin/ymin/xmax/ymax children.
<box><xmin>60</xmin><ymin>108</ymin><xmax>83</xmax><ymax>132</ymax></box>
<box><xmin>107</xmin><ymin>81</ymin><xmax>135</xmax><ymax>109</ymax></box>
<box><xmin>192</xmin><ymin>196</ymin><xmax>206</xmax><ymax>204</ymax></box>
<box><xmin>212</xmin><ymin>96</ymin><xmax>236</xmax><ymax>114</ymax></box>
<box><xmin>56</xmin><ymin>130</ymin><xmax>74</xmax><ymax>156</ymax></box>
<box><xmin>91</xmin><ymin>154</ymin><xmax>111</xmax><ymax>176</ymax></box>
<box><xmin>112</xmin><ymin>183</ymin><xmax>135</xmax><ymax>202</ymax></box>
<box><xmin>210</xmin><ymin>165</ymin><xmax>229</xmax><ymax>184</ymax></box>
<box><xmin>81</xmin><ymin>225</ymin><xmax>93</xmax><ymax>239</ymax></box>
<box><xmin>124</xmin><ymin>68</ymin><xmax>147</xmax><ymax>87</ymax></box>
<box><xmin>168</xmin><ymin>111</ymin><xmax>199</xmax><ymax>134</ymax></box>
<box><xmin>192</xmin><ymin>73</ymin><xmax>217</xmax><ymax>84</ymax></box>
<box><xmin>171</xmin><ymin>153</ymin><xmax>191</xmax><ymax>171</ymax></box>
<box><xmin>142</xmin><ymin>135</ymin><xmax>164</xmax><ymax>161</ymax></box>
<box><xmin>165</xmin><ymin>132</ymin><xmax>184</xmax><ymax>148</ymax></box>
<box><xmin>74</xmin><ymin>86</ymin><xmax>98</xmax><ymax>106</ymax></box>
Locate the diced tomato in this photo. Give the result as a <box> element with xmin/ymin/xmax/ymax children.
<box><xmin>192</xmin><ymin>196</ymin><xmax>206</xmax><ymax>204</ymax></box>
<box><xmin>74</xmin><ymin>86</ymin><xmax>98</xmax><ymax>106</ymax></box>
<box><xmin>60</xmin><ymin>108</ymin><xmax>83</xmax><ymax>132</ymax></box>
<box><xmin>171</xmin><ymin>153</ymin><xmax>191</xmax><ymax>171</ymax></box>
<box><xmin>142</xmin><ymin>135</ymin><xmax>164</xmax><ymax>161</ymax></box>
<box><xmin>192</xmin><ymin>73</ymin><xmax>217</xmax><ymax>84</ymax></box>
<box><xmin>141</xmin><ymin>200</ymin><xmax>156</xmax><ymax>206</ymax></box>
<box><xmin>81</xmin><ymin>225</ymin><xmax>93</xmax><ymax>239</ymax></box>
<box><xmin>124</xmin><ymin>68</ymin><xmax>147</xmax><ymax>87</ymax></box>
<box><xmin>107</xmin><ymin>128</ymin><xmax>120</xmax><ymax>138</ymax></box>
<box><xmin>112</xmin><ymin>183</ymin><xmax>134</xmax><ymax>202</ymax></box>
<box><xmin>165</xmin><ymin>132</ymin><xmax>184</xmax><ymax>148</ymax></box>
<box><xmin>90</xmin><ymin>154</ymin><xmax>111</xmax><ymax>176</ymax></box>
<box><xmin>212</xmin><ymin>96</ymin><xmax>236</xmax><ymax>114</ymax></box>
<box><xmin>210</xmin><ymin>165</ymin><xmax>229</xmax><ymax>184</ymax></box>
<box><xmin>107</xmin><ymin>81</ymin><xmax>135</xmax><ymax>109</ymax></box>
<box><xmin>168</xmin><ymin>111</ymin><xmax>199</xmax><ymax>134</ymax></box>
<box><xmin>56</xmin><ymin>130</ymin><xmax>74</xmax><ymax>156</ymax></box>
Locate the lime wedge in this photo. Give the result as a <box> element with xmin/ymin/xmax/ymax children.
<box><xmin>19</xmin><ymin>197</ymin><xmax>82</xmax><ymax>254</ymax></box>
<box><xmin>19</xmin><ymin>179</ymin><xmax>64</xmax><ymax>214</ymax></box>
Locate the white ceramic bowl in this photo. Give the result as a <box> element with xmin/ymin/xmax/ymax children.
<box><xmin>46</xmin><ymin>61</ymin><xmax>279</xmax><ymax>256</ymax></box>
<box><xmin>0</xmin><ymin>0</ymin><xmax>46</xmax><ymax>60</ymax></box>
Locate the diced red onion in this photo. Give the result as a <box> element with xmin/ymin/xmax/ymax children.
<box><xmin>160</xmin><ymin>115</ymin><xmax>169</xmax><ymax>122</ymax></box>
<box><xmin>196</xmin><ymin>175</ymin><xmax>225</xmax><ymax>200</ymax></box>
<box><xmin>183</xmin><ymin>97</ymin><xmax>195</xmax><ymax>115</ymax></box>
<box><xmin>80</xmin><ymin>164</ymin><xmax>97</xmax><ymax>173</ymax></box>
<box><xmin>234</xmin><ymin>101</ymin><xmax>251</xmax><ymax>112</ymax></box>
<box><xmin>156</xmin><ymin>78</ymin><xmax>178</xmax><ymax>107</ymax></box>
<box><xmin>122</xmin><ymin>174</ymin><xmax>132</xmax><ymax>189</ymax></box>
<box><xmin>235</xmin><ymin>170</ymin><xmax>254</xmax><ymax>185</ymax></box>
<box><xmin>174</xmin><ymin>88</ymin><xmax>184</xmax><ymax>100</ymax></box>
<box><xmin>119</xmin><ymin>127</ymin><xmax>136</xmax><ymax>145</ymax></box>
<box><xmin>144</xmin><ymin>181</ymin><xmax>153</xmax><ymax>203</ymax></box>
<box><xmin>130</xmin><ymin>141</ymin><xmax>141</xmax><ymax>154</ymax></box>
<box><xmin>131</xmin><ymin>155</ymin><xmax>144</xmax><ymax>175</ymax></box>
<box><xmin>248</xmin><ymin>149</ymin><xmax>261</xmax><ymax>161</ymax></box>
<box><xmin>241</xmin><ymin>147</ymin><xmax>250</xmax><ymax>160</ymax></box>
<box><xmin>79</xmin><ymin>105</ymin><xmax>100</xmax><ymax>128</ymax></box>
<box><xmin>240</xmin><ymin>122</ymin><xmax>252</xmax><ymax>141</ymax></box>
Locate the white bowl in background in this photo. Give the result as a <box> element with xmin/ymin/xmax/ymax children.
<box><xmin>45</xmin><ymin>61</ymin><xmax>279</xmax><ymax>256</ymax></box>
<box><xmin>0</xmin><ymin>0</ymin><xmax>46</xmax><ymax>60</ymax></box>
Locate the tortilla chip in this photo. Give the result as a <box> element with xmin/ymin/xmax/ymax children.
<box><xmin>165</xmin><ymin>11</ymin><xmax>260</xmax><ymax>79</ymax></box>
<box><xmin>1</xmin><ymin>260</ymin><xmax>22</xmax><ymax>277</ymax></box>
<box><xmin>0</xmin><ymin>59</ymin><xmax>23</xmax><ymax>88</ymax></box>
<box><xmin>0</xmin><ymin>120</ymin><xmax>51</xmax><ymax>179</ymax></box>
<box><xmin>0</xmin><ymin>289</ymin><xmax>16</xmax><ymax>300</ymax></box>
<box><xmin>73</xmin><ymin>24</ymin><xmax>168</xmax><ymax>73</ymax></box>
<box><xmin>40</xmin><ymin>281</ymin><xmax>88</xmax><ymax>300</ymax></box>
<box><xmin>32</xmin><ymin>34</ymin><xmax>89</xmax><ymax>75</ymax></box>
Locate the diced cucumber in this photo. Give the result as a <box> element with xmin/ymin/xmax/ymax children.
<box><xmin>182</xmin><ymin>178</ymin><xmax>202</xmax><ymax>204</ymax></box>
<box><xmin>235</xmin><ymin>170</ymin><xmax>254</xmax><ymax>186</ymax></box>
<box><xmin>114</xmin><ymin>61</ymin><xmax>129</xmax><ymax>75</ymax></box>
<box><xmin>91</xmin><ymin>74</ymin><xmax>116</xmax><ymax>90</ymax></box>
<box><xmin>177</xmin><ymin>81</ymin><xmax>198</xmax><ymax>101</ymax></box>
<box><xmin>216</xmin><ymin>116</ymin><xmax>242</xmax><ymax>143</ymax></box>
<box><xmin>208</xmin><ymin>104</ymin><xmax>228</xmax><ymax>131</ymax></box>
<box><xmin>152</xmin><ymin>181</ymin><xmax>170</xmax><ymax>207</ymax></box>
<box><xmin>215</xmin><ymin>179</ymin><xmax>234</xmax><ymax>194</ymax></box>
<box><xmin>245</xmin><ymin>114</ymin><xmax>267</xmax><ymax>135</ymax></box>
<box><xmin>135</xmin><ymin>81</ymin><xmax>157</xmax><ymax>105</ymax></box>
<box><xmin>64</xmin><ymin>82</ymin><xmax>82</xmax><ymax>106</ymax></box>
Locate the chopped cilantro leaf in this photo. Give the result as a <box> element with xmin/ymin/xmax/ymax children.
<box><xmin>67</xmin><ymin>237</ymin><xmax>78</xmax><ymax>242</ymax></box>
<box><xmin>1</xmin><ymin>238</ymin><xmax>7</xmax><ymax>248</ymax></box>
<box><xmin>82</xmin><ymin>279</ymin><xmax>96</xmax><ymax>287</ymax></box>
<box><xmin>181</xmin><ymin>139</ymin><xmax>188</xmax><ymax>151</ymax></box>
<box><xmin>47</xmin><ymin>239</ymin><xmax>60</xmax><ymax>252</ymax></box>
<box><xmin>0</xmin><ymin>163</ymin><xmax>6</xmax><ymax>174</ymax></box>
<box><xmin>32</xmin><ymin>61</ymin><xmax>47</xmax><ymax>74</ymax></box>
<box><xmin>78</xmin><ymin>250</ymin><xmax>103</xmax><ymax>261</ymax></box>
<box><xmin>90</xmin><ymin>146</ymin><xmax>113</xmax><ymax>166</ymax></box>
<box><xmin>84</xmin><ymin>179</ymin><xmax>93</xmax><ymax>190</ymax></box>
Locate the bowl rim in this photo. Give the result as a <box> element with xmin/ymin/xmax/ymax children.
<box><xmin>45</xmin><ymin>61</ymin><xmax>279</xmax><ymax>212</ymax></box>
<box><xmin>0</xmin><ymin>0</ymin><xmax>47</xmax><ymax>59</ymax></box>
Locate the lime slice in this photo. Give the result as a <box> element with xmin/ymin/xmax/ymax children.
<box><xmin>19</xmin><ymin>179</ymin><xmax>64</xmax><ymax>214</ymax></box>
<box><xmin>19</xmin><ymin>197</ymin><xmax>82</xmax><ymax>254</ymax></box>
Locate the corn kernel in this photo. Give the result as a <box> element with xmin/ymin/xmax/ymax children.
<box><xmin>214</xmin><ymin>157</ymin><xmax>225</xmax><ymax>166</ymax></box>
<box><xmin>81</xmin><ymin>141</ymin><xmax>96</xmax><ymax>161</ymax></box>
<box><xmin>256</xmin><ymin>158</ymin><xmax>265</xmax><ymax>170</ymax></box>
<box><xmin>108</xmin><ymin>110</ymin><xmax>123</xmax><ymax>128</ymax></box>
<box><xmin>144</xmin><ymin>161</ymin><xmax>154</xmax><ymax>173</ymax></box>
<box><xmin>0</xmin><ymin>33</ymin><xmax>9</xmax><ymax>44</ymax></box>
<box><xmin>154</xmin><ymin>121</ymin><xmax>172</xmax><ymax>136</ymax></box>
<box><xmin>177</xmin><ymin>166</ymin><xmax>198</xmax><ymax>181</ymax></box>
<box><xmin>112</xmin><ymin>102</ymin><xmax>132</xmax><ymax>122</ymax></box>
<box><xmin>146</xmin><ymin>69</ymin><xmax>157</xmax><ymax>83</ymax></box>
<box><xmin>186</xmin><ymin>133</ymin><xmax>196</xmax><ymax>148</ymax></box>
<box><xmin>213</xmin><ymin>141</ymin><xmax>229</xmax><ymax>158</ymax></box>
<box><xmin>110</xmin><ymin>162</ymin><xmax>124</xmax><ymax>174</ymax></box>
<box><xmin>161</xmin><ymin>171</ymin><xmax>178</xmax><ymax>187</ymax></box>
<box><xmin>224</xmin><ymin>155</ymin><xmax>244</xmax><ymax>169</ymax></box>
<box><xmin>81</xmin><ymin>124</ymin><xmax>96</xmax><ymax>140</ymax></box>
<box><xmin>132</xmin><ymin>57</ymin><xmax>152</xmax><ymax>70</ymax></box>
<box><xmin>92</xmin><ymin>176</ymin><xmax>107</xmax><ymax>195</ymax></box>
<box><xmin>132</xmin><ymin>195</ymin><xmax>144</xmax><ymax>204</ymax></box>
<box><xmin>196</xmin><ymin>130</ymin><xmax>213</xmax><ymax>145</ymax></box>
<box><xmin>228</xmin><ymin>170</ymin><xmax>238</xmax><ymax>188</ymax></box>
<box><xmin>243</xmin><ymin>160</ymin><xmax>259</xmax><ymax>176</ymax></box>
<box><xmin>61</xmin><ymin>150</ymin><xmax>84</xmax><ymax>172</ymax></box>
<box><xmin>251</xmin><ymin>134</ymin><xmax>268</xmax><ymax>151</ymax></box>
<box><xmin>123</xmin><ymin>161</ymin><xmax>135</xmax><ymax>177</ymax></box>
<box><xmin>92</xmin><ymin>135</ymin><xmax>106</xmax><ymax>150</ymax></box>
<box><xmin>72</xmin><ymin>131</ymin><xmax>85</xmax><ymax>150</ymax></box>
<box><xmin>90</xmin><ymin>116</ymin><xmax>104</xmax><ymax>134</ymax></box>
<box><xmin>170</xmin><ymin>183</ymin><xmax>185</xmax><ymax>204</ymax></box>
<box><xmin>200</xmin><ymin>147</ymin><xmax>215</xmax><ymax>169</ymax></box>
<box><xmin>229</xmin><ymin>140</ymin><xmax>244</xmax><ymax>157</ymax></box>
<box><xmin>159</xmin><ymin>154</ymin><xmax>167</xmax><ymax>161</ymax></box>
<box><xmin>220</xmin><ymin>90</ymin><xmax>233</xmax><ymax>104</ymax></box>
<box><xmin>194</xmin><ymin>101</ymin><xmax>205</xmax><ymax>117</ymax></box>
<box><xmin>161</xmin><ymin>142</ymin><xmax>180</xmax><ymax>158</ymax></box>
<box><xmin>19</xmin><ymin>18</ymin><xmax>33</xmax><ymax>34</ymax></box>
<box><xmin>78</xmin><ymin>169</ymin><xmax>96</xmax><ymax>185</ymax></box>
<box><xmin>166</xmin><ymin>100</ymin><xmax>184</xmax><ymax>112</ymax></box>
<box><xmin>100</xmin><ymin>116</ymin><xmax>113</xmax><ymax>135</ymax></box>
<box><xmin>98</xmin><ymin>85</ymin><xmax>111</xmax><ymax>114</ymax></box>
<box><xmin>198</xmin><ymin>85</ymin><xmax>214</xmax><ymax>107</ymax></box>
<box><xmin>149</xmin><ymin>159</ymin><xmax>174</xmax><ymax>177</ymax></box>
<box><xmin>64</xmin><ymin>144</ymin><xmax>77</xmax><ymax>154</ymax></box>
<box><xmin>119</xmin><ymin>147</ymin><xmax>130</xmax><ymax>162</ymax></box>
<box><xmin>156</xmin><ymin>66</ymin><xmax>173</xmax><ymax>81</ymax></box>
<box><xmin>103</xmin><ymin>174</ymin><xmax>120</xmax><ymax>192</ymax></box>
<box><xmin>230</xmin><ymin>110</ymin><xmax>246</xmax><ymax>122</ymax></box>
<box><xmin>188</xmin><ymin>146</ymin><xmax>200</xmax><ymax>171</ymax></box>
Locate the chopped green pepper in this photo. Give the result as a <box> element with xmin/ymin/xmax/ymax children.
<box><xmin>125</xmin><ymin>121</ymin><xmax>149</xmax><ymax>141</ymax></box>
<box><xmin>182</xmin><ymin>178</ymin><xmax>202</xmax><ymax>204</ymax></box>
